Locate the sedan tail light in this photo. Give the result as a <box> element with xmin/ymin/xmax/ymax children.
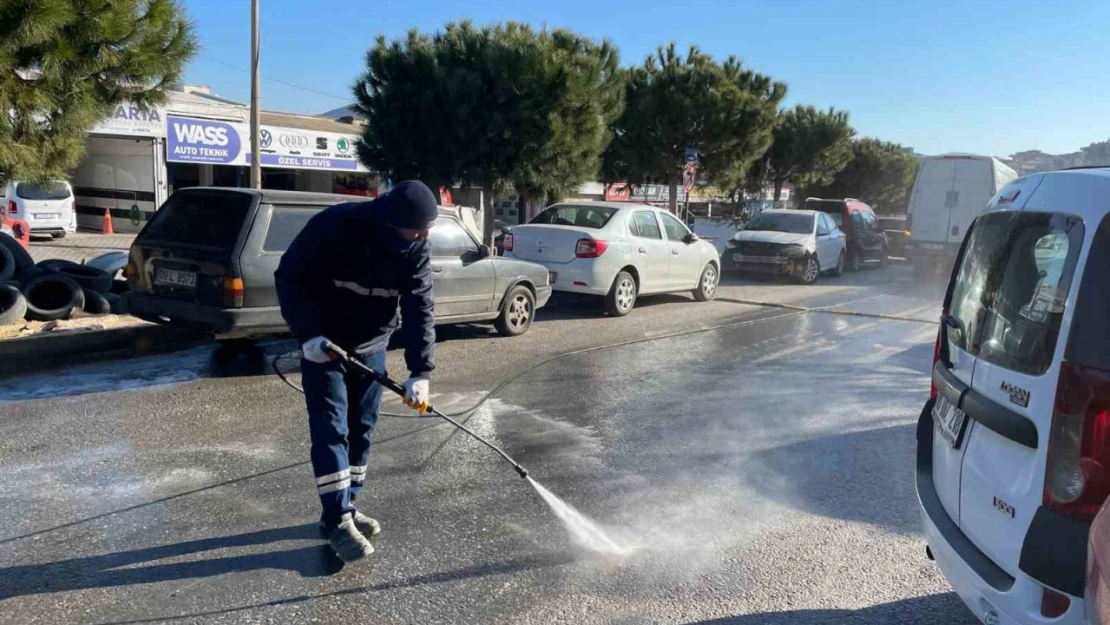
<box><xmin>575</xmin><ymin>238</ymin><xmax>608</xmax><ymax>258</ymax></box>
<box><xmin>1044</xmin><ymin>361</ymin><xmax>1110</xmax><ymax>522</ymax></box>
<box><xmin>223</xmin><ymin>277</ymin><xmax>245</xmax><ymax>308</ymax></box>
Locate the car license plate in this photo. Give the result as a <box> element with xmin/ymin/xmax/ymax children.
<box><xmin>549</xmin><ymin>272</ymin><xmax>557</xmax><ymax>284</ymax></box>
<box><xmin>33</xmin><ymin>213</ymin><xmax>58</xmax><ymax>220</ymax></box>
<box><xmin>933</xmin><ymin>395</ymin><xmax>968</xmax><ymax>449</ymax></box>
<box><xmin>155</xmin><ymin>268</ymin><xmax>197</xmax><ymax>287</ymax></box>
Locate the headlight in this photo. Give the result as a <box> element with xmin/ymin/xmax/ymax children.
<box><xmin>781</xmin><ymin>244</ymin><xmax>807</xmax><ymax>257</ymax></box>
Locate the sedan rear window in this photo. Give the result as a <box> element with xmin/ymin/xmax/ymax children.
<box><xmin>140</xmin><ymin>190</ymin><xmax>253</xmax><ymax>250</ymax></box>
<box><xmin>745</xmin><ymin>212</ymin><xmax>815</xmax><ymax>234</ymax></box>
<box><xmin>531</xmin><ymin>205</ymin><xmax>617</xmax><ymax>229</ymax></box>
<box><xmin>16</xmin><ymin>182</ymin><xmax>70</xmax><ymax>200</ymax></box>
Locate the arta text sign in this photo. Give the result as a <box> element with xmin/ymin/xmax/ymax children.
<box><xmin>93</xmin><ymin>103</ymin><xmax>166</xmax><ymax>137</ymax></box>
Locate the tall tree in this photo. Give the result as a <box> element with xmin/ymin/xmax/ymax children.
<box><xmin>763</xmin><ymin>105</ymin><xmax>855</xmax><ymax>202</ymax></box>
<box><xmin>0</xmin><ymin>0</ymin><xmax>197</xmax><ymax>181</ymax></box>
<box><xmin>354</xmin><ymin>21</ymin><xmax>624</xmax><ymax>244</ymax></box>
<box><xmin>800</xmin><ymin>138</ymin><xmax>919</xmax><ymax>214</ymax></box>
<box><xmin>1080</xmin><ymin>139</ymin><xmax>1110</xmax><ymax>166</ymax></box>
<box><xmin>603</xmin><ymin>44</ymin><xmax>786</xmax><ymax>213</ymax></box>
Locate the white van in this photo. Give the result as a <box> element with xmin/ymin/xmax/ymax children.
<box><xmin>0</xmin><ymin>180</ymin><xmax>76</xmax><ymax>237</ymax></box>
<box><xmin>905</xmin><ymin>154</ymin><xmax>1017</xmax><ymax>273</ymax></box>
<box><xmin>917</xmin><ymin>167</ymin><xmax>1110</xmax><ymax>624</ymax></box>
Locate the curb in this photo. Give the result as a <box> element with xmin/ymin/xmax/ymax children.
<box><xmin>0</xmin><ymin>324</ymin><xmax>208</xmax><ymax>378</ymax></box>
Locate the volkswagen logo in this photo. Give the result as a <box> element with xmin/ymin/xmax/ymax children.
<box><xmin>278</xmin><ymin>134</ymin><xmax>309</xmax><ymax>149</ymax></box>
<box><xmin>260</xmin><ymin>129</ymin><xmax>272</xmax><ymax>148</ymax></box>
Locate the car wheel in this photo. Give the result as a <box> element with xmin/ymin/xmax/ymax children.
<box><xmin>604</xmin><ymin>271</ymin><xmax>637</xmax><ymax>317</ymax></box>
<box><xmin>22</xmin><ymin>273</ymin><xmax>84</xmax><ymax>321</ymax></box>
<box><xmin>830</xmin><ymin>250</ymin><xmax>845</xmax><ymax>277</ymax></box>
<box><xmin>847</xmin><ymin>249</ymin><xmax>862</xmax><ymax>272</ymax></box>
<box><xmin>81</xmin><ymin>288</ymin><xmax>112</xmax><ymax>315</ymax></box>
<box><xmin>495</xmin><ymin>285</ymin><xmax>535</xmax><ymax>337</ymax></box>
<box><xmin>879</xmin><ymin>249</ymin><xmax>889</xmax><ymax>268</ymax></box>
<box><xmin>799</xmin><ymin>256</ymin><xmax>820</xmax><ymax>285</ymax></box>
<box><xmin>51</xmin><ymin>231</ymin><xmax>66</xmax><ymax>239</ymax></box>
<box><xmin>693</xmin><ymin>263</ymin><xmax>718</xmax><ymax>302</ymax></box>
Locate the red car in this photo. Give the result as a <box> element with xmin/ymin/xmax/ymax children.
<box><xmin>804</xmin><ymin>197</ymin><xmax>889</xmax><ymax>271</ymax></box>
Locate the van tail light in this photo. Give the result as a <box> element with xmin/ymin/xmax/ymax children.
<box><xmin>930</xmin><ymin>310</ymin><xmax>947</xmax><ymax>399</ymax></box>
<box><xmin>1041</xmin><ymin>587</ymin><xmax>1071</xmax><ymax>617</ymax></box>
<box><xmin>503</xmin><ymin>233</ymin><xmax>513</xmax><ymax>252</ymax></box>
<box><xmin>7</xmin><ymin>200</ymin><xmax>15</xmax><ymax>217</ymax></box>
<box><xmin>71</xmin><ymin>200</ymin><xmax>76</xmax><ymax>213</ymax></box>
<box><xmin>223</xmin><ymin>277</ymin><xmax>244</xmax><ymax>308</ymax></box>
<box><xmin>1043</xmin><ymin>361</ymin><xmax>1110</xmax><ymax>522</ymax></box>
<box><xmin>904</xmin><ymin>213</ymin><xmax>913</xmax><ymax>237</ymax></box>
<box><xmin>575</xmin><ymin>238</ymin><xmax>608</xmax><ymax>258</ymax></box>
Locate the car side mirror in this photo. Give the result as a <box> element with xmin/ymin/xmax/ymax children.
<box><xmin>683</xmin><ymin>232</ymin><xmax>698</xmax><ymax>244</ymax></box>
<box><xmin>477</xmin><ymin>244</ymin><xmax>492</xmax><ymax>259</ymax></box>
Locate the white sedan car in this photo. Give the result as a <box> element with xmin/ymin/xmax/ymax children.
<box><xmin>724</xmin><ymin>209</ymin><xmax>847</xmax><ymax>283</ymax></box>
<box><xmin>504</xmin><ymin>202</ymin><xmax>721</xmax><ymax>316</ymax></box>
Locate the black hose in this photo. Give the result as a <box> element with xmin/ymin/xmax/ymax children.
<box><xmin>271</xmin><ymin>289</ymin><xmax>917</xmax><ymax>420</ymax></box>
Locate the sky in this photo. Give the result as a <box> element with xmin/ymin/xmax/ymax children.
<box><xmin>179</xmin><ymin>0</ymin><xmax>1110</xmax><ymax>157</ymax></box>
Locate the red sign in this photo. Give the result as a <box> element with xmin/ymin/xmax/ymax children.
<box><xmin>605</xmin><ymin>183</ymin><xmax>631</xmax><ymax>202</ymax></box>
<box><xmin>439</xmin><ymin>187</ymin><xmax>453</xmax><ymax>206</ymax></box>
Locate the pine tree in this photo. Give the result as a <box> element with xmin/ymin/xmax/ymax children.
<box><xmin>0</xmin><ymin>0</ymin><xmax>197</xmax><ymax>181</ymax></box>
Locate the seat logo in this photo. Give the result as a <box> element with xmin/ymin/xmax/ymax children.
<box><xmin>1000</xmin><ymin>381</ymin><xmax>1030</xmax><ymax>407</ymax></box>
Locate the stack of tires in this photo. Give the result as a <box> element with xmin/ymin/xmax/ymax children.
<box><xmin>0</xmin><ymin>235</ymin><xmax>124</xmax><ymax>326</ymax></box>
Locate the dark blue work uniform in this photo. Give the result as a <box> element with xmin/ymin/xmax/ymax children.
<box><xmin>275</xmin><ymin>195</ymin><xmax>435</xmax><ymax>525</ymax></box>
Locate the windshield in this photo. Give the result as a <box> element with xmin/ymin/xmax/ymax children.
<box><xmin>16</xmin><ymin>182</ymin><xmax>70</xmax><ymax>200</ymax></box>
<box><xmin>531</xmin><ymin>205</ymin><xmax>617</xmax><ymax>229</ymax></box>
<box><xmin>744</xmin><ymin>212</ymin><xmax>814</xmax><ymax>234</ymax></box>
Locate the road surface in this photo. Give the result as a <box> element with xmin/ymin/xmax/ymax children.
<box><xmin>0</xmin><ymin>265</ymin><xmax>977</xmax><ymax>625</ymax></box>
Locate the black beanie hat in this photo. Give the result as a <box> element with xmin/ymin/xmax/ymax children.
<box><xmin>381</xmin><ymin>180</ymin><xmax>438</xmax><ymax>230</ymax></box>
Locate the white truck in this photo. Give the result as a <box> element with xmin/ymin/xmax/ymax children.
<box><xmin>905</xmin><ymin>154</ymin><xmax>1017</xmax><ymax>275</ymax></box>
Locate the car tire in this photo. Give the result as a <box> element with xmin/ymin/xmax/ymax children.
<box><xmin>22</xmin><ymin>273</ymin><xmax>85</xmax><ymax>321</ymax></box>
<box><xmin>879</xmin><ymin>249</ymin><xmax>889</xmax><ymax>268</ymax></box>
<box><xmin>0</xmin><ymin>283</ymin><xmax>28</xmax><ymax>325</ymax></box>
<box><xmin>104</xmin><ymin>292</ymin><xmax>126</xmax><ymax>315</ymax></box>
<box><xmin>847</xmin><ymin>248</ymin><xmax>862</xmax><ymax>272</ymax></box>
<box><xmin>37</xmin><ymin>259</ymin><xmax>82</xmax><ymax>272</ymax></box>
<box><xmin>0</xmin><ymin>244</ymin><xmax>16</xmax><ymax>282</ymax></box>
<box><xmin>830</xmin><ymin>250</ymin><xmax>845</xmax><ymax>277</ymax></box>
<box><xmin>82</xmin><ymin>288</ymin><xmax>112</xmax><ymax>315</ymax></box>
<box><xmin>53</xmin><ymin>264</ymin><xmax>112</xmax><ymax>293</ymax></box>
<box><xmin>52</xmin><ymin>231</ymin><xmax>66</xmax><ymax>239</ymax></box>
<box><xmin>604</xmin><ymin>271</ymin><xmax>637</xmax><ymax>317</ymax></box>
<box><xmin>495</xmin><ymin>285</ymin><xmax>535</xmax><ymax>337</ymax></box>
<box><xmin>0</xmin><ymin>231</ymin><xmax>34</xmax><ymax>272</ymax></box>
<box><xmin>798</xmin><ymin>255</ymin><xmax>821</xmax><ymax>285</ymax></box>
<box><xmin>693</xmin><ymin>263</ymin><xmax>718</xmax><ymax>302</ymax></box>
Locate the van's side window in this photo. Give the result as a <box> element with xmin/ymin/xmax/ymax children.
<box><xmin>948</xmin><ymin>212</ymin><xmax>1085</xmax><ymax>374</ymax></box>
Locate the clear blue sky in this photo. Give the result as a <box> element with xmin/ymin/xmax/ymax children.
<box><xmin>179</xmin><ymin>0</ymin><xmax>1109</xmax><ymax>157</ymax></box>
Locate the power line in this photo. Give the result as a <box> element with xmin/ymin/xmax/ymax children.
<box><xmin>199</xmin><ymin>54</ymin><xmax>355</xmax><ymax>104</ymax></box>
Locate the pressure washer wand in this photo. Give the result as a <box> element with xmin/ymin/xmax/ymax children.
<box><xmin>322</xmin><ymin>340</ymin><xmax>529</xmax><ymax>479</ymax></box>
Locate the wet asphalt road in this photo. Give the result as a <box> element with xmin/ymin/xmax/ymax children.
<box><xmin>0</xmin><ymin>264</ymin><xmax>978</xmax><ymax>625</ymax></box>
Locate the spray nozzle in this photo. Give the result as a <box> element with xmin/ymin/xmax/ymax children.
<box><xmin>515</xmin><ymin>465</ymin><xmax>529</xmax><ymax>479</ymax></box>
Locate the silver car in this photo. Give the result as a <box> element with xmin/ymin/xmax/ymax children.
<box><xmin>126</xmin><ymin>188</ymin><xmax>551</xmax><ymax>338</ymax></box>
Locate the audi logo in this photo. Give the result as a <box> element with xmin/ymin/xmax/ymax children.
<box><xmin>278</xmin><ymin>134</ymin><xmax>309</xmax><ymax>149</ymax></box>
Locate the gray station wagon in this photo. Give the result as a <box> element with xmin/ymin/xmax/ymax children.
<box><xmin>125</xmin><ymin>188</ymin><xmax>552</xmax><ymax>338</ymax></box>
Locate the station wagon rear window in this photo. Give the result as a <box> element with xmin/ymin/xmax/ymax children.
<box><xmin>16</xmin><ymin>182</ymin><xmax>70</xmax><ymax>200</ymax></box>
<box><xmin>140</xmin><ymin>190</ymin><xmax>252</xmax><ymax>250</ymax></box>
<box><xmin>531</xmin><ymin>205</ymin><xmax>617</xmax><ymax>229</ymax></box>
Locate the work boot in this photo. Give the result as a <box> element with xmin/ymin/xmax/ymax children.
<box><xmin>353</xmin><ymin>510</ymin><xmax>381</xmax><ymax>539</ymax></box>
<box><xmin>325</xmin><ymin>513</ymin><xmax>374</xmax><ymax>562</ymax></box>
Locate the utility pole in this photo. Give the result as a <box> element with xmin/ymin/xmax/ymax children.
<box><xmin>249</xmin><ymin>0</ymin><xmax>261</xmax><ymax>189</ymax></box>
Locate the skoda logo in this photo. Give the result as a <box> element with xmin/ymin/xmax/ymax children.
<box><xmin>260</xmin><ymin>129</ymin><xmax>272</xmax><ymax>148</ymax></box>
<box><xmin>279</xmin><ymin>134</ymin><xmax>309</xmax><ymax>149</ymax></box>
<box><xmin>336</xmin><ymin>138</ymin><xmax>350</xmax><ymax>153</ymax></box>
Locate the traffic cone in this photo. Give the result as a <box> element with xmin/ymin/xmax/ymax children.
<box><xmin>102</xmin><ymin>206</ymin><xmax>114</xmax><ymax>235</ymax></box>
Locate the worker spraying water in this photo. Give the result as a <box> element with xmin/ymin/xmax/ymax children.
<box><xmin>275</xmin><ymin>180</ymin><xmax>625</xmax><ymax>563</ymax></box>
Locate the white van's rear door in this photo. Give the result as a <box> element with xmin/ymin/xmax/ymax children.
<box><xmin>948</xmin><ymin>157</ymin><xmax>995</xmax><ymax>244</ymax></box>
<box><xmin>958</xmin><ymin>208</ymin><xmax>1088</xmax><ymax>578</ymax></box>
<box><xmin>909</xmin><ymin>157</ymin><xmax>957</xmax><ymax>245</ymax></box>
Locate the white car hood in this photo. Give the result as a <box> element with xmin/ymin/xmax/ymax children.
<box><xmin>732</xmin><ymin>230</ymin><xmax>812</xmax><ymax>245</ymax></box>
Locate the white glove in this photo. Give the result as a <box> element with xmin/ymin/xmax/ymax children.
<box><xmin>402</xmin><ymin>377</ymin><xmax>430</xmax><ymax>414</ymax></box>
<box><xmin>301</xmin><ymin>336</ymin><xmax>335</xmax><ymax>363</ymax></box>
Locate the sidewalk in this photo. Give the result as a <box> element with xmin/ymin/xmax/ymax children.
<box><xmin>27</xmin><ymin>232</ymin><xmax>136</xmax><ymax>264</ymax></box>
